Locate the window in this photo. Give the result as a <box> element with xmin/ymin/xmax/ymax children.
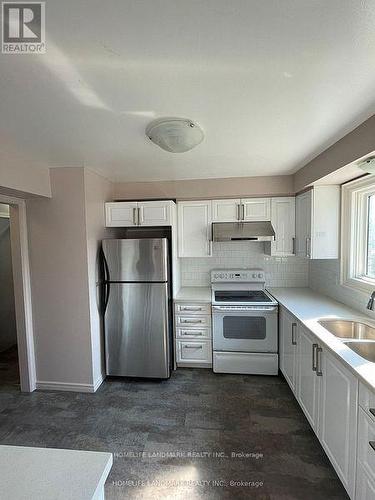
<box><xmin>341</xmin><ymin>175</ymin><xmax>375</xmax><ymax>293</ymax></box>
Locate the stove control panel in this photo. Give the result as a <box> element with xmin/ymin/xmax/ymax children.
<box><xmin>211</xmin><ymin>269</ymin><xmax>265</xmax><ymax>283</ymax></box>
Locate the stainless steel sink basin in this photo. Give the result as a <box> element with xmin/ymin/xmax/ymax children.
<box><xmin>343</xmin><ymin>341</ymin><xmax>375</xmax><ymax>363</ymax></box>
<box><xmin>318</xmin><ymin>320</ymin><xmax>375</xmax><ymax>340</ymax></box>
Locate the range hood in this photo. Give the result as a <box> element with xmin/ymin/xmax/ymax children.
<box><xmin>212</xmin><ymin>221</ymin><xmax>275</xmax><ymax>242</ymax></box>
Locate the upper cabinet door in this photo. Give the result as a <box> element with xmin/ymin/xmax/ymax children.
<box><xmin>178</xmin><ymin>201</ymin><xmax>212</xmax><ymax>257</ymax></box>
<box><xmin>212</xmin><ymin>199</ymin><xmax>241</xmax><ymax>222</ymax></box>
<box><xmin>105</xmin><ymin>202</ymin><xmax>138</xmax><ymax>227</ymax></box>
<box><xmin>295</xmin><ymin>191</ymin><xmax>312</xmax><ymax>257</ymax></box>
<box><xmin>241</xmin><ymin>198</ymin><xmax>271</xmax><ymax>221</ymax></box>
<box><xmin>138</xmin><ymin>201</ymin><xmax>172</xmax><ymax>226</ymax></box>
<box><xmin>270</xmin><ymin>197</ymin><xmax>296</xmax><ymax>256</ymax></box>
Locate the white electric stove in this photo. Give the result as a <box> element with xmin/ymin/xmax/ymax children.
<box><xmin>211</xmin><ymin>269</ymin><xmax>278</xmax><ymax>375</ymax></box>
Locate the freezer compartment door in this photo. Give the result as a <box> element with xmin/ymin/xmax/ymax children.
<box><xmin>105</xmin><ymin>283</ymin><xmax>170</xmax><ymax>378</ymax></box>
<box><xmin>102</xmin><ymin>238</ymin><xmax>168</xmax><ymax>282</ymax></box>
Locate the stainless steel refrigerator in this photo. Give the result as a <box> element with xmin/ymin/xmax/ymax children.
<box><xmin>102</xmin><ymin>238</ymin><xmax>171</xmax><ymax>379</ymax></box>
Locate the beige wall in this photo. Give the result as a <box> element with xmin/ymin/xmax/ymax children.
<box><xmin>294</xmin><ymin>115</ymin><xmax>375</xmax><ymax>192</ymax></box>
<box><xmin>0</xmin><ymin>157</ymin><xmax>51</xmax><ymax>198</ymax></box>
<box><xmin>27</xmin><ymin>168</ymin><xmax>93</xmax><ymax>387</ymax></box>
<box><xmin>113</xmin><ymin>175</ymin><xmax>294</xmax><ymax>200</ymax></box>
<box><xmin>83</xmin><ymin>169</ymin><xmax>114</xmax><ymax>387</ymax></box>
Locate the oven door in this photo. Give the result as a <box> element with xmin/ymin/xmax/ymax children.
<box><xmin>212</xmin><ymin>306</ymin><xmax>278</xmax><ymax>353</ymax></box>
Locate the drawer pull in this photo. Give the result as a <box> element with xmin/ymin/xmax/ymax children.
<box><xmin>181</xmin><ymin>306</ymin><xmax>203</xmax><ymax>311</ymax></box>
<box><xmin>369</xmin><ymin>441</ymin><xmax>375</xmax><ymax>452</ymax></box>
<box><xmin>370</xmin><ymin>408</ymin><xmax>375</xmax><ymax>418</ymax></box>
<box><xmin>183</xmin><ymin>332</ymin><xmax>203</xmax><ymax>336</ymax></box>
<box><xmin>184</xmin><ymin>345</ymin><xmax>203</xmax><ymax>349</ymax></box>
<box><xmin>181</xmin><ymin>319</ymin><xmax>203</xmax><ymax>324</ymax></box>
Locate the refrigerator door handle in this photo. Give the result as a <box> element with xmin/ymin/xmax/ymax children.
<box><xmin>104</xmin><ymin>282</ymin><xmax>110</xmax><ymax>313</ymax></box>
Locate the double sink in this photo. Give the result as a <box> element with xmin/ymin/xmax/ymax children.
<box><xmin>318</xmin><ymin>320</ymin><xmax>375</xmax><ymax>362</ymax></box>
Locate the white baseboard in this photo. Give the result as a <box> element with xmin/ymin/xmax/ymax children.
<box><xmin>36</xmin><ymin>380</ymin><xmax>97</xmax><ymax>393</ymax></box>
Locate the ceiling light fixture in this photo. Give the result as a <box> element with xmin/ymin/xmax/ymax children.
<box><xmin>146</xmin><ymin>117</ymin><xmax>204</xmax><ymax>153</ymax></box>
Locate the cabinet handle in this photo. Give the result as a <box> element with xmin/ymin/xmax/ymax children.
<box><xmin>312</xmin><ymin>343</ymin><xmax>318</xmax><ymax>371</ymax></box>
<box><xmin>181</xmin><ymin>306</ymin><xmax>203</xmax><ymax>311</ymax></box>
<box><xmin>184</xmin><ymin>345</ymin><xmax>203</xmax><ymax>349</ymax></box>
<box><xmin>292</xmin><ymin>237</ymin><xmax>296</xmax><ymax>255</ymax></box>
<box><xmin>183</xmin><ymin>332</ymin><xmax>203</xmax><ymax>336</ymax></box>
<box><xmin>241</xmin><ymin>203</ymin><xmax>245</xmax><ymax>220</ymax></box>
<box><xmin>137</xmin><ymin>207</ymin><xmax>141</xmax><ymax>225</ymax></box>
<box><xmin>369</xmin><ymin>441</ymin><xmax>375</xmax><ymax>452</ymax></box>
<box><xmin>181</xmin><ymin>319</ymin><xmax>203</xmax><ymax>324</ymax></box>
<box><xmin>316</xmin><ymin>346</ymin><xmax>323</xmax><ymax>376</ymax></box>
<box><xmin>291</xmin><ymin>323</ymin><xmax>297</xmax><ymax>345</ymax></box>
<box><xmin>133</xmin><ymin>207</ymin><xmax>137</xmax><ymax>225</ymax></box>
<box><xmin>236</xmin><ymin>204</ymin><xmax>241</xmax><ymax>221</ymax></box>
<box><xmin>306</xmin><ymin>237</ymin><xmax>311</xmax><ymax>258</ymax></box>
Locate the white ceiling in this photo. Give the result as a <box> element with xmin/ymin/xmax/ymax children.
<box><xmin>1</xmin><ymin>0</ymin><xmax>375</xmax><ymax>182</ymax></box>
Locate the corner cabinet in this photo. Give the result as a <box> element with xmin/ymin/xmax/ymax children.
<box><xmin>177</xmin><ymin>201</ymin><xmax>212</xmax><ymax>257</ymax></box>
<box><xmin>105</xmin><ymin>200</ymin><xmax>174</xmax><ymax>227</ymax></box>
<box><xmin>295</xmin><ymin>186</ymin><xmax>340</xmax><ymax>259</ymax></box>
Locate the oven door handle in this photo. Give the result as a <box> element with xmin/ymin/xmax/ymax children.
<box><xmin>212</xmin><ymin>305</ymin><xmax>278</xmax><ymax>312</ymax></box>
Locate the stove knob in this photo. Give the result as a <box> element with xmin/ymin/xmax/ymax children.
<box><xmin>252</xmin><ymin>273</ymin><xmax>257</xmax><ymax>278</ymax></box>
<box><xmin>258</xmin><ymin>273</ymin><xmax>263</xmax><ymax>279</ymax></box>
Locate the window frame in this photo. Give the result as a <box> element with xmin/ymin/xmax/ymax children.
<box><xmin>341</xmin><ymin>175</ymin><xmax>375</xmax><ymax>293</ymax></box>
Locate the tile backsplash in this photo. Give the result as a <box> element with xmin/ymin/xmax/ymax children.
<box><xmin>180</xmin><ymin>241</ymin><xmax>309</xmax><ymax>287</ymax></box>
<box><xmin>309</xmin><ymin>259</ymin><xmax>375</xmax><ymax>318</ymax></box>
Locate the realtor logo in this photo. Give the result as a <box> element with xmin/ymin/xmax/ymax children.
<box><xmin>2</xmin><ymin>2</ymin><xmax>45</xmax><ymax>53</ymax></box>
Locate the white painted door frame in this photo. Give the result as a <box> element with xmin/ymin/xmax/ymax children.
<box><xmin>0</xmin><ymin>194</ymin><xmax>36</xmax><ymax>392</ymax></box>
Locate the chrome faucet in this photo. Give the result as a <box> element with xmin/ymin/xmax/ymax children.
<box><xmin>367</xmin><ymin>291</ymin><xmax>375</xmax><ymax>311</ymax></box>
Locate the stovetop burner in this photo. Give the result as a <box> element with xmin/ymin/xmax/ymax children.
<box><xmin>214</xmin><ymin>290</ymin><xmax>272</xmax><ymax>303</ymax></box>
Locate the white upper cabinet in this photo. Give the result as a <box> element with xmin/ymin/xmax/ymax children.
<box><xmin>295</xmin><ymin>186</ymin><xmax>340</xmax><ymax>259</ymax></box>
<box><xmin>212</xmin><ymin>198</ymin><xmax>271</xmax><ymax>222</ymax></box>
<box><xmin>212</xmin><ymin>199</ymin><xmax>240</xmax><ymax>222</ymax></box>
<box><xmin>178</xmin><ymin>201</ymin><xmax>212</xmax><ymax>257</ymax></box>
<box><xmin>268</xmin><ymin>197</ymin><xmax>295</xmax><ymax>256</ymax></box>
<box><xmin>138</xmin><ymin>201</ymin><xmax>172</xmax><ymax>226</ymax></box>
<box><xmin>105</xmin><ymin>201</ymin><xmax>174</xmax><ymax>227</ymax></box>
<box><xmin>105</xmin><ymin>202</ymin><xmax>138</xmax><ymax>227</ymax></box>
<box><xmin>242</xmin><ymin>198</ymin><xmax>271</xmax><ymax>221</ymax></box>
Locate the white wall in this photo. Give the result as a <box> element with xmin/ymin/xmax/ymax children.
<box><xmin>0</xmin><ymin>157</ymin><xmax>51</xmax><ymax>198</ymax></box>
<box><xmin>0</xmin><ymin>217</ymin><xmax>17</xmax><ymax>352</ymax></box>
<box><xmin>27</xmin><ymin>168</ymin><xmax>93</xmax><ymax>387</ymax></box>
<box><xmin>83</xmin><ymin>169</ymin><xmax>114</xmax><ymax>388</ymax></box>
<box><xmin>309</xmin><ymin>260</ymin><xmax>375</xmax><ymax>319</ymax></box>
<box><xmin>181</xmin><ymin>242</ymin><xmax>309</xmax><ymax>287</ymax></box>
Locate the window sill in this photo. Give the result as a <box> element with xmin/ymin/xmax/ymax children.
<box><xmin>340</xmin><ymin>276</ymin><xmax>375</xmax><ymax>296</ymax></box>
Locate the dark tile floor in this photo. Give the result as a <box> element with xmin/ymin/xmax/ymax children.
<box><xmin>0</xmin><ymin>353</ymin><xmax>348</xmax><ymax>499</ymax></box>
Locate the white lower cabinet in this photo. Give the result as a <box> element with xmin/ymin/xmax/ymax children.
<box><xmin>297</xmin><ymin>325</ymin><xmax>320</xmax><ymax>432</ymax></box>
<box><xmin>279</xmin><ymin>308</ymin><xmax>298</xmax><ymax>393</ymax></box>
<box><xmin>174</xmin><ymin>301</ymin><xmax>212</xmax><ymax>367</ymax></box>
<box><xmin>356</xmin><ymin>466</ymin><xmax>375</xmax><ymax>500</ymax></box>
<box><xmin>279</xmin><ymin>309</ymin><xmax>359</xmax><ymax>499</ymax></box>
<box><xmin>319</xmin><ymin>348</ymin><xmax>358</xmax><ymax>498</ymax></box>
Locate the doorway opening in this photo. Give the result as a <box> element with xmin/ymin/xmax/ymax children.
<box><xmin>0</xmin><ymin>203</ymin><xmax>19</xmax><ymax>389</ymax></box>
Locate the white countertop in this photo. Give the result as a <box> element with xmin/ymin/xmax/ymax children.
<box><xmin>269</xmin><ymin>287</ymin><xmax>375</xmax><ymax>391</ymax></box>
<box><xmin>0</xmin><ymin>445</ymin><xmax>113</xmax><ymax>500</ymax></box>
<box><xmin>175</xmin><ymin>287</ymin><xmax>211</xmax><ymax>303</ymax></box>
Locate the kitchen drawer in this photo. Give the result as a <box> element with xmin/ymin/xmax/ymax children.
<box><xmin>175</xmin><ymin>303</ymin><xmax>211</xmax><ymax>315</ymax></box>
<box><xmin>175</xmin><ymin>315</ymin><xmax>211</xmax><ymax>328</ymax></box>
<box><xmin>356</xmin><ymin>464</ymin><xmax>375</xmax><ymax>500</ymax></box>
<box><xmin>358</xmin><ymin>407</ymin><xmax>375</xmax><ymax>482</ymax></box>
<box><xmin>176</xmin><ymin>340</ymin><xmax>212</xmax><ymax>364</ymax></box>
<box><xmin>359</xmin><ymin>382</ymin><xmax>375</xmax><ymax>423</ymax></box>
<box><xmin>176</xmin><ymin>327</ymin><xmax>211</xmax><ymax>340</ymax></box>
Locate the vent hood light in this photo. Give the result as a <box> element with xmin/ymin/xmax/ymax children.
<box><xmin>212</xmin><ymin>221</ymin><xmax>276</xmax><ymax>242</ymax></box>
<box><xmin>146</xmin><ymin>117</ymin><xmax>204</xmax><ymax>153</ymax></box>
